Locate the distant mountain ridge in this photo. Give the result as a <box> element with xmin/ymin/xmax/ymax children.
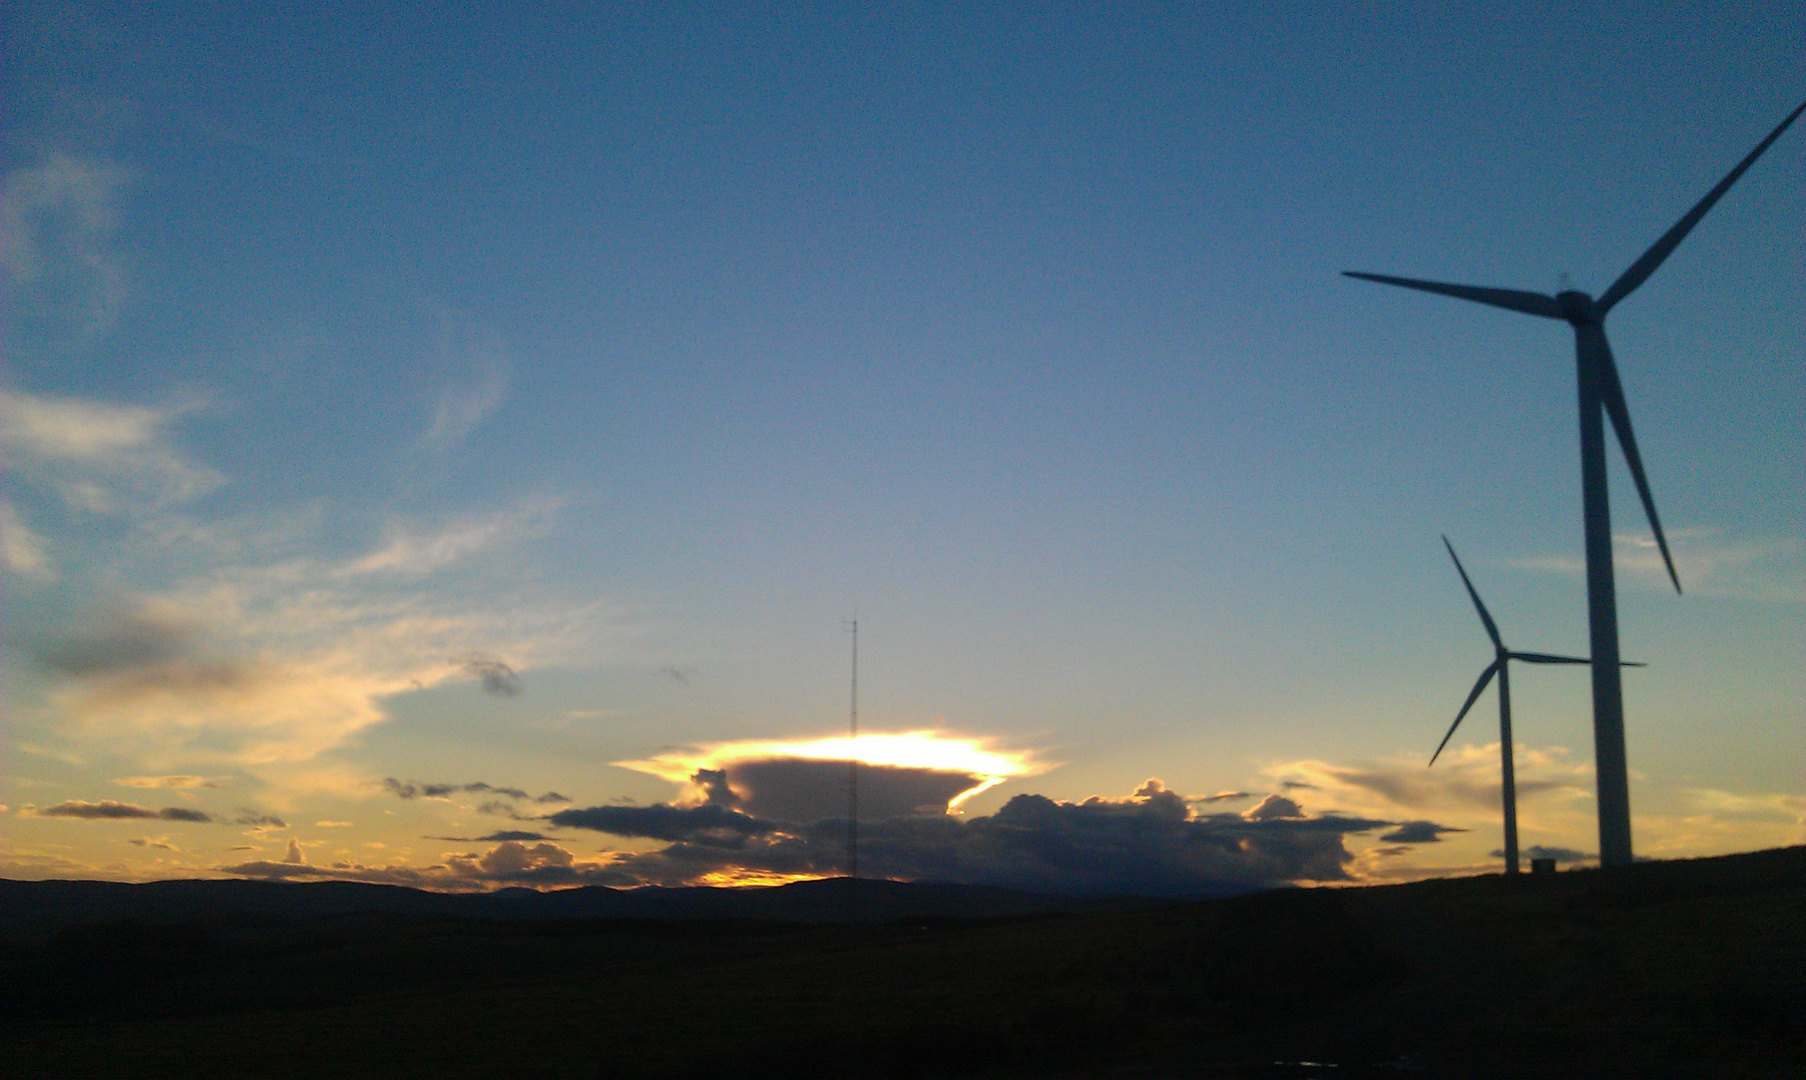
<box><xmin>0</xmin><ymin>875</ymin><xmax>1157</xmax><ymax>933</ymax></box>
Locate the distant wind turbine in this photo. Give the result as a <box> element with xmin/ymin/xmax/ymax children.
<box><xmin>1432</xmin><ymin>537</ymin><xmax>1642</xmax><ymax>874</ymax></box>
<box><xmin>1348</xmin><ymin>99</ymin><xmax>1805</xmax><ymax>867</ymax></box>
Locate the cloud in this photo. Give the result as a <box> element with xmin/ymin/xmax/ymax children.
<box><xmin>735</xmin><ymin>758</ymin><xmax>982</xmax><ymax>823</ymax></box>
<box><xmin>426</xmin><ymin>830</ymin><xmax>550</xmax><ymax>843</ymax></box>
<box><xmin>1378</xmin><ymin>821</ymin><xmax>1466</xmax><ymax>844</ymax></box>
<box><xmin>1243</xmin><ymin>794</ymin><xmax>1304</xmax><ymax>820</ymax></box>
<box><xmin>556</xmin><ymin>778</ymin><xmax>1393</xmax><ymax>896</ymax></box>
<box><xmin>455</xmin><ymin>653</ymin><xmax>521</xmax><ymax>697</ymax></box>
<box><xmin>1510</xmin><ymin>531</ymin><xmax>1805</xmax><ymax>603</ymax></box>
<box><xmin>2</xmin><ymin>154</ymin><xmax>128</xmax><ymax>345</ymax></box>
<box><xmin>1267</xmin><ymin>747</ymin><xmax>1591</xmax><ymax>815</ymax></box>
<box><xmin>234</xmin><ymin>812</ymin><xmax>287</xmax><ymax>827</ymax></box>
<box><xmin>37</xmin><ymin>800</ymin><xmax>213</xmax><ymax>822</ymax></box>
<box><xmin>618</xmin><ymin>731</ymin><xmax>1046</xmax><ymax>820</ymax></box>
<box><xmin>381</xmin><ymin>778</ymin><xmax>559</xmax><ymax>803</ymax></box>
<box><xmin>218</xmin><ymin>780</ymin><xmax>1397</xmax><ymax>897</ymax></box>
<box><xmin>0</xmin><ymin>500</ymin><xmax>54</xmax><ymax>580</ymax></box>
<box><xmin>547</xmin><ymin>800</ymin><xmax>777</xmax><ymax>842</ymax></box>
<box><xmin>28</xmin><ymin>580</ymin><xmax>594</xmax><ymax>769</ymax></box>
<box><xmin>659</xmin><ymin>665</ymin><xmax>693</xmax><ymax>686</ymax></box>
<box><xmin>19</xmin><ymin>602</ymin><xmax>207</xmax><ymax>679</ymax></box>
<box><xmin>341</xmin><ymin>499</ymin><xmax>558</xmax><ymax>576</ymax></box>
<box><xmin>14</xmin><ymin>600</ymin><xmax>399</xmax><ymax>767</ymax></box>
<box><xmin>420</xmin><ymin>319</ymin><xmax>511</xmax><ymax>454</ymax></box>
<box><xmin>126</xmin><ymin>838</ymin><xmax>177</xmax><ymax>850</ymax></box>
<box><xmin>114</xmin><ymin>775</ymin><xmax>229</xmax><ymax>789</ymax></box>
<box><xmin>222</xmin><ymin>840</ymin><xmax>632</xmax><ymax>889</ymax></box>
<box><xmin>1189</xmin><ymin>791</ymin><xmax>1251</xmax><ymax>803</ymax></box>
<box><xmin>0</xmin><ymin>390</ymin><xmax>222</xmax><ymax>512</ymax></box>
<box><xmin>284</xmin><ymin>838</ymin><xmax>305</xmax><ymax>864</ymax></box>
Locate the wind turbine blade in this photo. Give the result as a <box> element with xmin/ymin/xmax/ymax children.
<box><xmin>1431</xmin><ymin>660</ymin><xmax>1499</xmax><ymax>766</ymax></box>
<box><xmin>1510</xmin><ymin>651</ymin><xmax>1592</xmax><ymax>664</ymax></box>
<box><xmin>1443</xmin><ymin>536</ymin><xmax>1503</xmax><ymax>649</ymax></box>
<box><xmin>1597</xmin><ymin>99</ymin><xmax>1806</xmax><ymax>314</ymax></box>
<box><xmin>1343</xmin><ymin>272</ymin><xmax>1564</xmax><ymax>319</ymax></box>
<box><xmin>1597</xmin><ymin>337</ymin><xmax>1682</xmax><ymax>593</ymax></box>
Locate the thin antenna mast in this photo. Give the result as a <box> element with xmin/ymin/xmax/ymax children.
<box><xmin>846</xmin><ymin>616</ymin><xmax>858</xmax><ymax>915</ymax></box>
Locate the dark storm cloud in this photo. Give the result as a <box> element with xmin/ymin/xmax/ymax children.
<box><xmin>725</xmin><ymin>757</ymin><xmax>981</xmax><ymax>822</ymax></box>
<box><xmin>618</xmin><ymin>756</ymin><xmax>995</xmax><ymax>824</ymax></box>
<box><xmin>226</xmin><ymin>779</ymin><xmax>1399</xmax><ymax>897</ymax></box>
<box><xmin>1378</xmin><ymin>821</ymin><xmax>1467</xmax><ymax>844</ymax></box>
<box><xmin>38</xmin><ymin>800</ymin><xmax>213</xmax><ymax>822</ymax></box>
<box><xmin>455</xmin><ymin>653</ymin><xmax>521</xmax><ymax>697</ymax></box>
<box><xmin>558</xmin><ymin>779</ymin><xmax>1392</xmax><ymax>896</ymax></box>
<box><xmin>548</xmin><ymin>801</ymin><xmax>776</xmax><ymax>843</ymax></box>
<box><xmin>1243</xmin><ymin>794</ymin><xmax>1305</xmax><ymax>820</ymax></box>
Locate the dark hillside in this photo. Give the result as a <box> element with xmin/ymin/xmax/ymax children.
<box><xmin>2</xmin><ymin>846</ymin><xmax>1801</xmax><ymax>1079</ymax></box>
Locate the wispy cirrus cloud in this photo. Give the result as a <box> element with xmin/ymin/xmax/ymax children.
<box><xmin>1266</xmin><ymin>745</ymin><xmax>1593</xmax><ymax>818</ymax></box>
<box><xmin>0</xmin><ymin>500</ymin><xmax>54</xmax><ymax>580</ymax></box>
<box><xmin>339</xmin><ymin>498</ymin><xmax>560</xmax><ymax>576</ymax></box>
<box><xmin>0</xmin><ymin>390</ymin><xmax>223</xmax><ymax>513</ymax></box>
<box><xmin>20</xmin><ymin>517</ymin><xmax>623</xmax><ymax>771</ymax></box>
<box><xmin>420</xmin><ymin>317</ymin><xmax>511</xmax><ymax>454</ymax></box>
<box><xmin>1507</xmin><ymin>530</ymin><xmax>1804</xmax><ymax>603</ymax></box>
<box><xmin>2</xmin><ymin>154</ymin><xmax>129</xmax><ymax>347</ymax></box>
<box><xmin>113</xmin><ymin>775</ymin><xmax>230</xmax><ymax>789</ymax></box>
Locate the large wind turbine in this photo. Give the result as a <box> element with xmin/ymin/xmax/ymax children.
<box><xmin>1433</xmin><ymin>537</ymin><xmax>1639</xmax><ymax>874</ymax></box>
<box><xmin>1348</xmin><ymin>100</ymin><xmax>1804</xmax><ymax>867</ymax></box>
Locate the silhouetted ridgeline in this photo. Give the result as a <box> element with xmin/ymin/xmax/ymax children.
<box><xmin>2</xmin><ymin>846</ymin><xmax>1801</xmax><ymax>1079</ymax></box>
<box><xmin>0</xmin><ymin>875</ymin><xmax>1147</xmax><ymax>935</ymax></box>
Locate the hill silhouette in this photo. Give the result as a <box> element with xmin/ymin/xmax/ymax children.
<box><xmin>3</xmin><ymin>846</ymin><xmax>1800</xmax><ymax>1078</ymax></box>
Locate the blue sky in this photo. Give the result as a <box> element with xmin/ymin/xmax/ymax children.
<box><xmin>4</xmin><ymin>2</ymin><xmax>1801</xmax><ymax>890</ymax></box>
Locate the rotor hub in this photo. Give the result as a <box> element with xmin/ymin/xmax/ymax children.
<box><xmin>1556</xmin><ymin>289</ymin><xmax>1597</xmax><ymax>323</ymax></box>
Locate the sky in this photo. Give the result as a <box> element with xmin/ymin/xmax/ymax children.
<box><xmin>3</xmin><ymin>2</ymin><xmax>1801</xmax><ymax>895</ymax></box>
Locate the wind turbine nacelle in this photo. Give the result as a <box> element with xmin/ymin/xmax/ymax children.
<box><xmin>1556</xmin><ymin>290</ymin><xmax>1598</xmax><ymax>323</ymax></box>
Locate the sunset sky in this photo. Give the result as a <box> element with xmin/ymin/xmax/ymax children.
<box><xmin>4</xmin><ymin>3</ymin><xmax>1801</xmax><ymax>895</ymax></box>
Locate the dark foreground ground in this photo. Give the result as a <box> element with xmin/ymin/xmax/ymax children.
<box><xmin>2</xmin><ymin>846</ymin><xmax>1801</xmax><ymax>1079</ymax></box>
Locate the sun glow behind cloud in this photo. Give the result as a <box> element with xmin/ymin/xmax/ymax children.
<box><xmin>616</xmin><ymin>730</ymin><xmax>1049</xmax><ymax>810</ymax></box>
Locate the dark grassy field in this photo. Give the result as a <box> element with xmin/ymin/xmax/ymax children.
<box><xmin>3</xmin><ymin>846</ymin><xmax>1801</xmax><ymax>1079</ymax></box>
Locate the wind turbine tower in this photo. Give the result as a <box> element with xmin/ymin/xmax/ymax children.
<box><xmin>1433</xmin><ymin>537</ymin><xmax>1641</xmax><ymax>873</ymax></box>
<box><xmin>1348</xmin><ymin>99</ymin><xmax>1804</xmax><ymax>866</ymax></box>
